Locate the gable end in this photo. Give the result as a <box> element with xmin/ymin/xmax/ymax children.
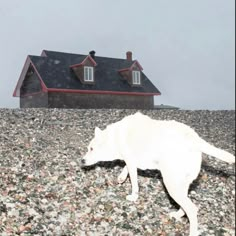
<box><xmin>13</xmin><ymin>56</ymin><xmax>48</xmax><ymax>97</ymax></box>
<box><xmin>20</xmin><ymin>64</ymin><xmax>42</xmax><ymax>96</ymax></box>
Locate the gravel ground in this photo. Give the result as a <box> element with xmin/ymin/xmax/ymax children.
<box><xmin>0</xmin><ymin>109</ymin><xmax>235</xmax><ymax>236</ymax></box>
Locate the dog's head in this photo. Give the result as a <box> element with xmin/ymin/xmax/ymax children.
<box><xmin>81</xmin><ymin>126</ymin><xmax>117</xmax><ymax>167</ymax></box>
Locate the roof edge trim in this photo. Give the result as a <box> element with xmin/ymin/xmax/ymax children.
<box><xmin>47</xmin><ymin>88</ymin><xmax>161</xmax><ymax>96</ymax></box>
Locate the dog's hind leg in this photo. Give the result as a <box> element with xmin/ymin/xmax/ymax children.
<box><xmin>162</xmin><ymin>173</ymin><xmax>198</xmax><ymax>236</ymax></box>
<box><xmin>117</xmin><ymin>165</ymin><xmax>128</xmax><ymax>184</ymax></box>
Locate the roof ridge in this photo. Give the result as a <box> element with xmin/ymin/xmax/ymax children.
<box><xmin>42</xmin><ymin>50</ymin><xmax>135</xmax><ymax>62</ymax></box>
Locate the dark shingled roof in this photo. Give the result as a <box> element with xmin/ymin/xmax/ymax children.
<box><xmin>22</xmin><ymin>50</ymin><xmax>161</xmax><ymax>95</ymax></box>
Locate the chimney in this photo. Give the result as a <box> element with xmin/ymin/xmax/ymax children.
<box><xmin>126</xmin><ymin>51</ymin><xmax>132</xmax><ymax>61</ymax></box>
<box><xmin>89</xmin><ymin>50</ymin><xmax>96</xmax><ymax>59</ymax></box>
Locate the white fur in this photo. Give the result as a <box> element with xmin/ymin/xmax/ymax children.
<box><xmin>81</xmin><ymin>112</ymin><xmax>235</xmax><ymax>236</ymax></box>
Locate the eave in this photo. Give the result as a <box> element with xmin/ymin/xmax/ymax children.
<box><xmin>47</xmin><ymin>88</ymin><xmax>161</xmax><ymax>96</ymax></box>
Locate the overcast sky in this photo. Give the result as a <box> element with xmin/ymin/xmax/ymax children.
<box><xmin>0</xmin><ymin>0</ymin><xmax>235</xmax><ymax>110</ymax></box>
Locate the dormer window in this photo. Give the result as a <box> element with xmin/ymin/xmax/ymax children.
<box><xmin>132</xmin><ymin>71</ymin><xmax>141</xmax><ymax>85</ymax></box>
<box><xmin>84</xmin><ymin>66</ymin><xmax>94</xmax><ymax>82</ymax></box>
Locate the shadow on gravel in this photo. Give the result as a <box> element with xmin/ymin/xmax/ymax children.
<box><xmin>81</xmin><ymin>159</ymin><xmax>235</xmax><ymax>178</ymax></box>
<box><xmin>201</xmin><ymin>163</ymin><xmax>235</xmax><ymax>178</ymax></box>
<box><xmin>80</xmin><ymin>160</ymin><xmax>126</xmax><ymax>172</ymax></box>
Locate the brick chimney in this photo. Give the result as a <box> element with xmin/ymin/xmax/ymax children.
<box><xmin>126</xmin><ymin>51</ymin><xmax>132</xmax><ymax>61</ymax></box>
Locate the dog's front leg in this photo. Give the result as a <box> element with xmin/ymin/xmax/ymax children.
<box><xmin>117</xmin><ymin>165</ymin><xmax>128</xmax><ymax>184</ymax></box>
<box><xmin>125</xmin><ymin>161</ymin><xmax>139</xmax><ymax>202</ymax></box>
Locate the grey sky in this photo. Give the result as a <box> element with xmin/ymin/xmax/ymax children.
<box><xmin>0</xmin><ymin>0</ymin><xmax>235</xmax><ymax>110</ymax></box>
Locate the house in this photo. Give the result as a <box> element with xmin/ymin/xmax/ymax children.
<box><xmin>13</xmin><ymin>50</ymin><xmax>161</xmax><ymax>109</ymax></box>
<box><xmin>154</xmin><ymin>104</ymin><xmax>180</xmax><ymax>110</ymax></box>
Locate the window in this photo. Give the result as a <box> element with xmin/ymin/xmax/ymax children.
<box><xmin>132</xmin><ymin>71</ymin><xmax>141</xmax><ymax>85</ymax></box>
<box><xmin>84</xmin><ymin>66</ymin><xmax>94</xmax><ymax>82</ymax></box>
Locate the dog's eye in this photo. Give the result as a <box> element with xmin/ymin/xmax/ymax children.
<box><xmin>90</xmin><ymin>147</ymin><xmax>93</xmax><ymax>151</ymax></box>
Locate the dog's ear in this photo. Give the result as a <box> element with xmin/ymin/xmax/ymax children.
<box><xmin>95</xmin><ymin>127</ymin><xmax>102</xmax><ymax>137</ymax></box>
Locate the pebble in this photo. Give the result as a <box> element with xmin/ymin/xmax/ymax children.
<box><xmin>0</xmin><ymin>108</ymin><xmax>235</xmax><ymax>235</ymax></box>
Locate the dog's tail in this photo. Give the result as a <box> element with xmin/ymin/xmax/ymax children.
<box><xmin>200</xmin><ymin>139</ymin><xmax>235</xmax><ymax>164</ymax></box>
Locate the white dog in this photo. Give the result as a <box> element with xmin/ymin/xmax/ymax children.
<box><xmin>81</xmin><ymin>112</ymin><xmax>235</xmax><ymax>236</ymax></box>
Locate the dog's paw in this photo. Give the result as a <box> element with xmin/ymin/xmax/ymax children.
<box><xmin>117</xmin><ymin>172</ymin><xmax>128</xmax><ymax>184</ymax></box>
<box><xmin>117</xmin><ymin>175</ymin><xmax>126</xmax><ymax>184</ymax></box>
<box><xmin>126</xmin><ymin>194</ymin><xmax>138</xmax><ymax>202</ymax></box>
<box><xmin>169</xmin><ymin>209</ymin><xmax>185</xmax><ymax>221</ymax></box>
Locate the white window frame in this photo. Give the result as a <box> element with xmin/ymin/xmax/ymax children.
<box><xmin>132</xmin><ymin>71</ymin><xmax>141</xmax><ymax>85</ymax></box>
<box><xmin>84</xmin><ymin>66</ymin><xmax>94</xmax><ymax>82</ymax></box>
